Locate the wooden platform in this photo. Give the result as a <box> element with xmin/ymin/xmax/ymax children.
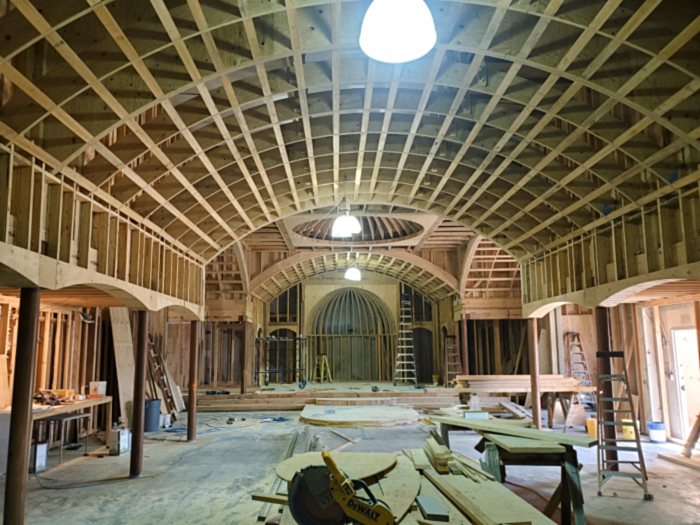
<box><xmin>299</xmin><ymin>405</ymin><xmax>421</xmax><ymax>427</ymax></box>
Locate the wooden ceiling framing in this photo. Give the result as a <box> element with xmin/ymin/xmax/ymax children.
<box><xmin>293</xmin><ymin>216</ymin><xmax>424</xmax><ymax>244</ymax></box>
<box><xmin>0</xmin><ymin>0</ymin><xmax>695</xmax><ymax>268</ymax></box>
<box><xmin>462</xmin><ymin>238</ymin><xmax>521</xmax><ymax>298</ymax></box>
<box><xmin>248</xmin><ymin>250</ymin><xmax>459</xmax><ymax>302</ymax></box>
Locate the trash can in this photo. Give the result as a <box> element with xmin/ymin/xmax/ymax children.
<box><xmin>144</xmin><ymin>399</ymin><xmax>161</xmax><ymax>432</ymax></box>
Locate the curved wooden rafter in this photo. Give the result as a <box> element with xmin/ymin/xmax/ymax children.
<box><xmin>0</xmin><ymin>0</ymin><xmax>694</xmax><ymax>265</ymax></box>
<box><xmin>247</xmin><ymin>249</ymin><xmax>459</xmax><ymax>302</ymax></box>
<box><xmin>460</xmin><ymin>237</ymin><xmax>521</xmax><ymax>299</ymax></box>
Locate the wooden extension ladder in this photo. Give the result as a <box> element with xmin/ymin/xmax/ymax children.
<box><xmin>596</xmin><ymin>350</ymin><xmax>652</xmax><ymax>500</ymax></box>
<box><xmin>311</xmin><ymin>354</ymin><xmax>332</xmax><ymax>384</ymax></box>
<box><xmin>566</xmin><ymin>332</ymin><xmax>596</xmax><ymax>407</ymax></box>
<box><xmin>394</xmin><ymin>290</ymin><xmax>417</xmax><ymax>386</ymax></box>
<box><xmin>147</xmin><ymin>335</ymin><xmax>177</xmax><ymax>422</ymax></box>
<box><xmin>444</xmin><ymin>334</ymin><xmax>462</xmax><ymax>387</ymax></box>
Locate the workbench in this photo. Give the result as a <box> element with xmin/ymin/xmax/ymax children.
<box><xmin>32</xmin><ymin>396</ymin><xmax>112</xmax><ymax>448</ymax></box>
<box><xmin>434</xmin><ymin>416</ymin><xmax>597</xmax><ymax>525</ymax></box>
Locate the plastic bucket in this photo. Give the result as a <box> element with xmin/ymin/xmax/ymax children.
<box><xmin>586</xmin><ymin>418</ymin><xmax>597</xmax><ymax>439</ymax></box>
<box><xmin>144</xmin><ymin>399</ymin><xmax>162</xmax><ymax>432</ymax></box>
<box><xmin>648</xmin><ymin>421</ymin><xmax>666</xmax><ymax>443</ymax></box>
<box><xmin>622</xmin><ymin>419</ymin><xmax>638</xmax><ymax>440</ymax></box>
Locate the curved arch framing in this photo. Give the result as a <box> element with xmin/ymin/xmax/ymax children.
<box><xmin>0</xmin><ymin>0</ymin><xmax>695</xmax><ymax>263</ymax></box>
<box><xmin>249</xmin><ymin>249</ymin><xmax>459</xmax><ymax>302</ymax></box>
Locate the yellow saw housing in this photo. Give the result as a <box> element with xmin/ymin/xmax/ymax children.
<box><xmin>322</xmin><ymin>451</ymin><xmax>395</xmax><ymax>525</ymax></box>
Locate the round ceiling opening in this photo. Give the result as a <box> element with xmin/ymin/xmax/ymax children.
<box><xmin>293</xmin><ymin>216</ymin><xmax>424</xmax><ymax>245</ymax></box>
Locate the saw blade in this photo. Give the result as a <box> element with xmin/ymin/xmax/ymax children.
<box><xmin>288</xmin><ymin>465</ymin><xmax>348</xmax><ymax>525</ymax></box>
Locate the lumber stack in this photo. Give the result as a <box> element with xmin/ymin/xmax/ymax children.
<box><xmin>423</xmin><ymin>437</ymin><xmax>453</xmax><ymax>474</ymax></box>
<box><xmin>190</xmin><ymin>389</ymin><xmax>463</xmax><ymax>412</ymax></box>
<box><xmin>453</xmin><ymin>374</ymin><xmax>585</xmax><ymax>393</ymax></box>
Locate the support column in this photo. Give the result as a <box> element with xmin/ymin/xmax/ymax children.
<box><xmin>461</xmin><ymin>317</ymin><xmax>469</xmax><ymax>375</ymax></box>
<box><xmin>130</xmin><ymin>310</ymin><xmax>148</xmax><ymax>478</ymax></box>
<box><xmin>528</xmin><ymin>317</ymin><xmax>542</xmax><ymax>429</ymax></box>
<box><xmin>596</xmin><ymin>307</ymin><xmax>618</xmax><ymax>469</ymax></box>
<box><xmin>240</xmin><ymin>321</ymin><xmax>248</xmax><ymax>395</ymax></box>
<box><xmin>188</xmin><ymin>321</ymin><xmax>199</xmax><ymax>442</ymax></box>
<box><xmin>3</xmin><ymin>287</ymin><xmax>40</xmax><ymax>525</ymax></box>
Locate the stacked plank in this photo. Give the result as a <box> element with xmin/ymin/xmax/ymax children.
<box><xmin>423</xmin><ymin>437</ymin><xmax>453</xmax><ymax>474</ymax></box>
<box><xmin>453</xmin><ymin>374</ymin><xmax>584</xmax><ymax>393</ymax></box>
<box><xmin>191</xmin><ymin>389</ymin><xmax>462</xmax><ymax>412</ymax></box>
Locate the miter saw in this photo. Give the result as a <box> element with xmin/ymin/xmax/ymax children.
<box><xmin>288</xmin><ymin>451</ymin><xmax>395</xmax><ymax>525</ymax></box>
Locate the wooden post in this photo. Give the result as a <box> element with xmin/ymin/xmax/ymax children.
<box><xmin>596</xmin><ymin>307</ymin><xmax>618</xmax><ymax>470</ymax></box>
<box><xmin>528</xmin><ymin>317</ymin><xmax>541</xmax><ymax>429</ymax></box>
<box><xmin>3</xmin><ymin>288</ymin><xmax>40</xmax><ymax>525</ymax></box>
<box><xmin>130</xmin><ymin>310</ymin><xmax>148</xmax><ymax>478</ymax></box>
<box><xmin>493</xmin><ymin>320</ymin><xmax>502</xmax><ymax>374</ymax></box>
<box><xmin>653</xmin><ymin>305</ymin><xmax>671</xmax><ymax>438</ymax></box>
<box><xmin>461</xmin><ymin>317</ymin><xmax>469</xmax><ymax>375</ymax></box>
<box><xmin>240</xmin><ymin>321</ymin><xmax>248</xmax><ymax>395</ymax></box>
<box><xmin>188</xmin><ymin>320</ymin><xmax>199</xmax><ymax>442</ymax></box>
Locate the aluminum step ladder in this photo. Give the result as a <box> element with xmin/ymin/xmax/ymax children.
<box><xmin>566</xmin><ymin>332</ymin><xmax>596</xmax><ymax>407</ymax></box>
<box><xmin>596</xmin><ymin>350</ymin><xmax>652</xmax><ymax>501</ymax></box>
<box><xmin>394</xmin><ymin>292</ymin><xmax>417</xmax><ymax>386</ymax></box>
<box><xmin>444</xmin><ymin>334</ymin><xmax>462</xmax><ymax>387</ymax></box>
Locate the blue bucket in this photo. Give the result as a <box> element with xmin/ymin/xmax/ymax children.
<box><xmin>648</xmin><ymin>421</ymin><xmax>666</xmax><ymax>443</ymax></box>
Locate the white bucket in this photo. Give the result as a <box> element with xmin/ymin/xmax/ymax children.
<box><xmin>648</xmin><ymin>421</ymin><xmax>666</xmax><ymax>443</ymax></box>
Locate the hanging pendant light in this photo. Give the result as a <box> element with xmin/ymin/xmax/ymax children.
<box><xmin>332</xmin><ymin>198</ymin><xmax>361</xmax><ymax>238</ymax></box>
<box><xmin>359</xmin><ymin>0</ymin><xmax>437</xmax><ymax>64</ymax></box>
<box><xmin>345</xmin><ymin>264</ymin><xmax>362</xmax><ymax>281</ymax></box>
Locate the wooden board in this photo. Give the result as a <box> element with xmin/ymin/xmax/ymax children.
<box><xmin>424</xmin><ymin>469</ymin><xmax>555</xmax><ymax>525</ymax></box>
<box><xmin>416</xmin><ymin>495</ymin><xmax>449</xmax><ymax>522</ymax></box>
<box><xmin>276</xmin><ymin>452</ymin><xmax>397</xmax><ymax>482</ymax></box>
<box><xmin>0</xmin><ymin>357</ymin><xmax>9</xmax><ymax>410</ymax></box>
<box><xmin>403</xmin><ymin>449</ymin><xmax>431</xmax><ymax>470</ymax></box>
<box><xmin>658</xmin><ymin>453</ymin><xmax>700</xmax><ymax>472</ymax></box>
<box><xmin>109</xmin><ymin>307</ymin><xmax>136</xmax><ymax>427</ymax></box>
<box><xmin>482</xmin><ymin>433</ymin><xmax>566</xmax><ymax>454</ymax></box>
<box><xmin>373</xmin><ymin>455</ymin><xmax>421</xmax><ymax>523</ymax></box>
<box><xmin>300</xmin><ymin>405</ymin><xmax>420</xmax><ymax>428</ymax></box>
<box><xmin>432</xmin><ymin>416</ymin><xmax>598</xmax><ymax>448</ymax></box>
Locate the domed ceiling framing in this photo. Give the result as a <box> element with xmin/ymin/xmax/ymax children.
<box><xmin>0</xmin><ymin>0</ymin><xmax>698</xmax><ymax>267</ymax></box>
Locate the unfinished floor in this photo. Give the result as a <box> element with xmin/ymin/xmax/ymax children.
<box><xmin>1</xmin><ymin>411</ymin><xmax>698</xmax><ymax>525</ymax></box>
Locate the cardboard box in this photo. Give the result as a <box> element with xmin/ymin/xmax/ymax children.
<box><xmin>89</xmin><ymin>381</ymin><xmax>107</xmax><ymax>396</ymax></box>
<box><xmin>54</xmin><ymin>389</ymin><xmax>74</xmax><ymax>401</ymax></box>
<box><xmin>109</xmin><ymin>429</ymin><xmax>131</xmax><ymax>456</ymax></box>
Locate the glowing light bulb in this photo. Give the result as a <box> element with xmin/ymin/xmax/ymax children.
<box><xmin>359</xmin><ymin>0</ymin><xmax>437</xmax><ymax>64</ymax></box>
<box><xmin>332</xmin><ymin>215</ymin><xmax>362</xmax><ymax>237</ymax></box>
<box><xmin>344</xmin><ymin>267</ymin><xmax>362</xmax><ymax>281</ymax></box>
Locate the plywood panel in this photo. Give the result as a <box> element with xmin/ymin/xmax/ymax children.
<box><xmin>110</xmin><ymin>307</ymin><xmax>136</xmax><ymax>427</ymax></box>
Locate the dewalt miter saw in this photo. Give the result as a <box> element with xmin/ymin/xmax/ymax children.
<box><xmin>288</xmin><ymin>451</ymin><xmax>395</xmax><ymax>525</ymax></box>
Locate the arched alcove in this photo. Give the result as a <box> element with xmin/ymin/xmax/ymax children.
<box><xmin>307</xmin><ymin>288</ymin><xmax>396</xmax><ymax>381</ymax></box>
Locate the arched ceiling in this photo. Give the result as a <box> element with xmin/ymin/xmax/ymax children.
<box><xmin>248</xmin><ymin>249</ymin><xmax>460</xmax><ymax>302</ymax></box>
<box><xmin>1</xmin><ymin>0</ymin><xmax>699</xmax><ymax>263</ymax></box>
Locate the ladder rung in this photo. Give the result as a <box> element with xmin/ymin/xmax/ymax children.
<box><xmin>599</xmin><ymin>446</ymin><xmax>641</xmax><ymax>452</ymax></box>
<box><xmin>599</xmin><ymin>397</ymin><xmax>630</xmax><ymax>402</ymax></box>
<box><xmin>600</xmin><ymin>471</ymin><xmax>643</xmax><ymax>479</ymax></box>
<box><xmin>599</xmin><ymin>421</ymin><xmax>636</xmax><ymax>427</ymax></box>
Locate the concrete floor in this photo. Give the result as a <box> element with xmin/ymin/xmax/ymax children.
<box><xmin>1</xmin><ymin>411</ymin><xmax>699</xmax><ymax>525</ymax></box>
